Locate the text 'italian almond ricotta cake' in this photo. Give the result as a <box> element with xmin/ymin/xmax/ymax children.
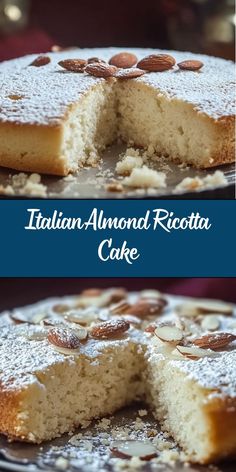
<box><xmin>0</xmin><ymin>48</ymin><xmax>235</xmax><ymax>175</ymax></box>
<box><xmin>0</xmin><ymin>288</ymin><xmax>235</xmax><ymax>465</ymax></box>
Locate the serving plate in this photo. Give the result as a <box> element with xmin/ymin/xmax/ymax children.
<box><xmin>0</xmin><ymin>144</ymin><xmax>234</xmax><ymax>199</ymax></box>
<box><xmin>0</xmin><ymin>404</ymin><xmax>235</xmax><ymax>472</ymax></box>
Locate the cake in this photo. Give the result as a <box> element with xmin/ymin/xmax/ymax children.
<box><xmin>0</xmin><ymin>47</ymin><xmax>234</xmax><ymax>176</ymax></box>
<box><xmin>0</xmin><ymin>287</ymin><xmax>235</xmax><ymax>465</ymax></box>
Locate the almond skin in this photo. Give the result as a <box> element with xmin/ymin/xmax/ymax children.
<box><xmin>47</xmin><ymin>327</ymin><xmax>81</xmax><ymax>349</ymax></box>
<box><xmin>30</xmin><ymin>55</ymin><xmax>51</xmax><ymax>67</ymax></box>
<box><xmin>115</xmin><ymin>68</ymin><xmax>146</xmax><ymax>79</ymax></box>
<box><xmin>178</xmin><ymin>60</ymin><xmax>203</xmax><ymax>71</ymax></box>
<box><xmin>127</xmin><ymin>299</ymin><xmax>166</xmax><ymax>318</ymax></box>
<box><xmin>193</xmin><ymin>332</ymin><xmax>236</xmax><ymax>350</ymax></box>
<box><xmin>85</xmin><ymin>62</ymin><xmax>118</xmax><ymax>78</ymax></box>
<box><xmin>87</xmin><ymin>57</ymin><xmax>106</xmax><ymax>64</ymax></box>
<box><xmin>109</xmin><ymin>52</ymin><xmax>138</xmax><ymax>69</ymax></box>
<box><xmin>58</xmin><ymin>59</ymin><xmax>87</xmax><ymax>72</ymax></box>
<box><xmin>90</xmin><ymin>319</ymin><xmax>130</xmax><ymax>339</ymax></box>
<box><xmin>137</xmin><ymin>54</ymin><xmax>175</xmax><ymax>72</ymax></box>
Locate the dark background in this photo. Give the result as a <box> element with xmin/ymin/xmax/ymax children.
<box><xmin>0</xmin><ymin>278</ymin><xmax>235</xmax><ymax>311</ymax></box>
<box><xmin>0</xmin><ymin>0</ymin><xmax>234</xmax><ymax>61</ymax></box>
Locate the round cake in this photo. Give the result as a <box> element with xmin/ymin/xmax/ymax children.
<box><xmin>0</xmin><ymin>48</ymin><xmax>234</xmax><ymax>175</ymax></box>
<box><xmin>0</xmin><ymin>287</ymin><xmax>235</xmax><ymax>464</ymax></box>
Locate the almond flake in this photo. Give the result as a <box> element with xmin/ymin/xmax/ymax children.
<box><xmin>201</xmin><ymin>315</ymin><xmax>220</xmax><ymax>331</ymax></box>
<box><xmin>10</xmin><ymin>313</ymin><xmax>29</xmax><ymax>324</ymax></box>
<box><xmin>154</xmin><ymin>325</ymin><xmax>183</xmax><ymax>344</ymax></box>
<box><xmin>176</xmin><ymin>345</ymin><xmax>216</xmax><ymax>360</ymax></box>
<box><xmin>176</xmin><ymin>300</ymin><xmax>233</xmax><ymax>318</ymax></box>
<box><xmin>110</xmin><ymin>301</ymin><xmax>131</xmax><ymax>315</ymax></box>
<box><xmin>90</xmin><ymin>319</ymin><xmax>130</xmax><ymax>339</ymax></box>
<box><xmin>81</xmin><ymin>288</ymin><xmax>103</xmax><ymax>297</ymax></box>
<box><xmin>111</xmin><ymin>440</ymin><xmax>157</xmax><ymax>460</ymax></box>
<box><xmin>52</xmin><ymin>304</ymin><xmax>70</xmax><ymax>314</ymax></box>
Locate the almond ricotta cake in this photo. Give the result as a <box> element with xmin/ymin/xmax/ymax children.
<box><xmin>0</xmin><ymin>288</ymin><xmax>235</xmax><ymax>465</ymax></box>
<box><xmin>0</xmin><ymin>47</ymin><xmax>234</xmax><ymax>175</ymax></box>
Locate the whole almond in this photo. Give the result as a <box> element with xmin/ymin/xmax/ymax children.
<box><xmin>137</xmin><ymin>54</ymin><xmax>175</xmax><ymax>72</ymax></box>
<box><xmin>90</xmin><ymin>319</ymin><xmax>130</xmax><ymax>339</ymax></box>
<box><xmin>30</xmin><ymin>55</ymin><xmax>51</xmax><ymax>67</ymax></box>
<box><xmin>109</xmin><ymin>52</ymin><xmax>137</xmax><ymax>69</ymax></box>
<box><xmin>47</xmin><ymin>327</ymin><xmax>80</xmax><ymax>349</ymax></box>
<box><xmin>116</xmin><ymin>68</ymin><xmax>146</xmax><ymax>79</ymax></box>
<box><xmin>10</xmin><ymin>313</ymin><xmax>29</xmax><ymax>324</ymax></box>
<box><xmin>85</xmin><ymin>62</ymin><xmax>118</xmax><ymax>78</ymax></box>
<box><xmin>127</xmin><ymin>299</ymin><xmax>166</xmax><ymax>318</ymax></box>
<box><xmin>87</xmin><ymin>57</ymin><xmax>106</xmax><ymax>64</ymax></box>
<box><xmin>81</xmin><ymin>288</ymin><xmax>103</xmax><ymax>297</ymax></box>
<box><xmin>52</xmin><ymin>303</ymin><xmax>70</xmax><ymax>314</ymax></box>
<box><xmin>193</xmin><ymin>332</ymin><xmax>236</xmax><ymax>351</ymax></box>
<box><xmin>58</xmin><ymin>59</ymin><xmax>87</xmax><ymax>72</ymax></box>
<box><xmin>178</xmin><ymin>60</ymin><xmax>203</xmax><ymax>71</ymax></box>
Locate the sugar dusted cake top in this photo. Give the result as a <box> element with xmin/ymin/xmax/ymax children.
<box><xmin>0</xmin><ymin>48</ymin><xmax>234</xmax><ymax>126</ymax></box>
<box><xmin>0</xmin><ymin>289</ymin><xmax>235</xmax><ymax>399</ymax></box>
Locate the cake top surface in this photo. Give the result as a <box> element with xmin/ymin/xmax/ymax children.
<box><xmin>0</xmin><ymin>47</ymin><xmax>234</xmax><ymax>126</ymax></box>
<box><xmin>0</xmin><ymin>289</ymin><xmax>235</xmax><ymax>400</ymax></box>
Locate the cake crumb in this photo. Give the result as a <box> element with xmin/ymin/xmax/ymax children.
<box><xmin>116</xmin><ymin>154</ymin><xmax>143</xmax><ymax>176</ymax></box>
<box><xmin>123</xmin><ymin>166</ymin><xmax>166</xmax><ymax>189</ymax></box>
<box><xmin>175</xmin><ymin>170</ymin><xmax>227</xmax><ymax>192</ymax></box>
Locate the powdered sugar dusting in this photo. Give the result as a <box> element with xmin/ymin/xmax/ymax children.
<box><xmin>0</xmin><ymin>48</ymin><xmax>234</xmax><ymax>126</ymax></box>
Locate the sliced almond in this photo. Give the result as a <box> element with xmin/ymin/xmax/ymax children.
<box><xmin>154</xmin><ymin>325</ymin><xmax>183</xmax><ymax>344</ymax></box>
<box><xmin>176</xmin><ymin>300</ymin><xmax>233</xmax><ymax>318</ymax></box>
<box><xmin>110</xmin><ymin>301</ymin><xmax>131</xmax><ymax>315</ymax></box>
<box><xmin>109</xmin><ymin>52</ymin><xmax>138</xmax><ymax>69</ymax></box>
<box><xmin>10</xmin><ymin>313</ymin><xmax>29</xmax><ymax>324</ymax></box>
<box><xmin>32</xmin><ymin>312</ymin><xmax>47</xmax><ymax>324</ymax></box>
<box><xmin>137</xmin><ymin>54</ymin><xmax>175</xmax><ymax>72</ymax></box>
<box><xmin>30</xmin><ymin>55</ymin><xmax>51</xmax><ymax>67</ymax></box>
<box><xmin>178</xmin><ymin>60</ymin><xmax>203</xmax><ymax>71</ymax></box>
<box><xmin>64</xmin><ymin>309</ymin><xmax>99</xmax><ymax>326</ymax></box>
<box><xmin>111</xmin><ymin>440</ymin><xmax>157</xmax><ymax>460</ymax></box>
<box><xmin>176</xmin><ymin>345</ymin><xmax>217</xmax><ymax>360</ymax></box>
<box><xmin>201</xmin><ymin>315</ymin><xmax>220</xmax><ymax>331</ymax></box>
<box><xmin>140</xmin><ymin>290</ymin><xmax>163</xmax><ymax>299</ymax></box>
<box><xmin>85</xmin><ymin>62</ymin><xmax>118</xmax><ymax>78</ymax></box>
<box><xmin>192</xmin><ymin>332</ymin><xmax>236</xmax><ymax>351</ymax></box>
<box><xmin>58</xmin><ymin>59</ymin><xmax>87</xmax><ymax>72</ymax></box>
<box><xmin>90</xmin><ymin>319</ymin><xmax>130</xmax><ymax>339</ymax></box>
<box><xmin>52</xmin><ymin>304</ymin><xmax>70</xmax><ymax>314</ymax></box>
<box><xmin>47</xmin><ymin>328</ymin><xmax>81</xmax><ymax>349</ymax></box>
